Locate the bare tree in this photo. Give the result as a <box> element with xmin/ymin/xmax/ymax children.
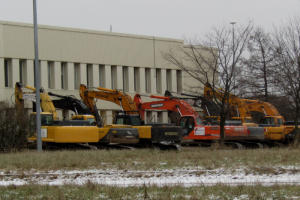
<box><xmin>272</xmin><ymin>15</ymin><xmax>300</xmax><ymax>144</ymax></box>
<box><xmin>0</xmin><ymin>102</ymin><xmax>29</xmax><ymax>152</ymax></box>
<box><xmin>241</xmin><ymin>27</ymin><xmax>276</xmax><ymax>101</ymax></box>
<box><xmin>161</xmin><ymin>22</ymin><xmax>253</xmax><ymax>144</ymax></box>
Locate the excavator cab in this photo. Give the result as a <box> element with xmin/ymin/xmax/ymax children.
<box><xmin>260</xmin><ymin>116</ymin><xmax>284</xmax><ymax>126</ymax></box>
<box><xmin>29</xmin><ymin>112</ymin><xmax>53</xmax><ymax>137</ymax></box>
<box><xmin>260</xmin><ymin>117</ymin><xmax>276</xmax><ymax>125</ymax></box>
<box><xmin>277</xmin><ymin>118</ymin><xmax>284</xmax><ymax>126</ymax></box>
<box><xmin>115</xmin><ymin>114</ymin><xmax>142</xmax><ymax>126</ymax></box>
<box><xmin>179</xmin><ymin>116</ymin><xmax>196</xmax><ymax>137</ymax></box>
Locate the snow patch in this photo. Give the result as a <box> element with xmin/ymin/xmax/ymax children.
<box><xmin>1</xmin><ymin>167</ymin><xmax>300</xmax><ymax>187</ymax></box>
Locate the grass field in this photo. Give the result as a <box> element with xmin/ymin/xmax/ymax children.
<box><xmin>1</xmin><ymin>147</ymin><xmax>300</xmax><ymax>172</ymax></box>
<box><xmin>1</xmin><ymin>147</ymin><xmax>300</xmax><ymax>199</ymax></box>
<box><xmin>1</xmin><ymin>183</ymin><xmax>300</xmax><ymax>199</ymax></box>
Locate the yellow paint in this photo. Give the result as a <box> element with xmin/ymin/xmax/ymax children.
<box><xmin>132</xmin><ymin>126</ymin><xmax>152</xmax><ymax>140</ymax></box>
<box><xmin>264</xmin><ymin>127</ymin><xmax>285</xmax><ymax>141</ymax></box>
<box><xmin>28</xmin><ymin>126</ymin><xmax>111</xmax><ymax>143</ymax></box>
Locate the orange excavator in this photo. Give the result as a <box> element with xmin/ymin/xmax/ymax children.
<box><xmin>204</xmin><ymin>86</ymin><xmax>285</xmax><ymax>142</ymax></box>
<box><xmin>79</xmin><ymin>84</ymin><xmax>183</xmax><ymax>150</ymax></box>
<box><xmin>133</xmin><ymin>93</ymin><xmax>249</xmax><ymax>147</ymax></box>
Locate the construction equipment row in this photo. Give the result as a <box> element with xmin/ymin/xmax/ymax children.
<box><xmin>14</xmin><ymin>81</ymin><xmax>297</xmax><ymax>150</ymax></box>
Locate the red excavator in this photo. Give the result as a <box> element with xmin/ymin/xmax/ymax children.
<box><xmin>133</xmin><ymin>94</ymin><xmax>249</xmax><ymax>147</ymax></box>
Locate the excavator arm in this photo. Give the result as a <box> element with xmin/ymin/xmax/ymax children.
<box><xmin>80</xmin><ymin>84</ymin><xmax>138</xmax><ymax>112</ymax></box>
<box><xmin>79</xmin><ymin>84</ymin><xmax>139</xmax><ymax>123</ymax></box>
<box><xmin>204</xmin><ymin>85</ymin><xmax>252</xmax><ymax>120</ymax></box>
<box><xmin>133</xmin><ymin>94</ymin><xmax>202</xmax><ymax>124</ymax></box>
<box><xmin>48</xmin><ymin>92</ymin><xmax>92</xmax><ymax>115</ymax></box>
<box><xmin>15</xmin><ymin>82</ymin><xmax>58</xmax><ymax>120</ymax></box>
<box><xmin>164</xmin><ymin>90</ymin><xmax>221</xmax><ymax>118</ymax></box>
<box><xmin>242</xmin><ymin>99</ymin><xmax>282</xmax><ymax>116</ymax></box>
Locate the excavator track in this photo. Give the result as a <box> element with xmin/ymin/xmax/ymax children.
<box><xmin>225</xmin><ymin>142</ymin><xmax>245</xmax><ymax>149</ymax></box>
<box><xmin>153</xmin><ymin>142</ymin><xmax>182</xmax><ymax>151</ymax></box>
<box><xmin>238</xmin><ymin>142</ymin><xmax>264</xmax><ymax>149</ymax></box>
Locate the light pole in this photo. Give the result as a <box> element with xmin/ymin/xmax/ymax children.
<box><xmin>33</xmin><ymin>0</ymin><xmax>42</xmax><ymax>152</ymax></box>
<box><xmin>230</xmin><ymin>21</ymin><xmax>237</xmax><ymax>94</ymax></box>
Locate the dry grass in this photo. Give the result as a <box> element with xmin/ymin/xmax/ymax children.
<box><xmin>0</xmin><ymin>147</ymin><xmax>300</xmax><ymax>172</ymax></box>
<box><xmin>1</xmin><ymin>148</ymin><xmax>300</xmax><ymax>199</ymax></box>
<box><xmin>0</xmin><ymin>183</ymin><xmax>300</xmax><ymax>199</ymax></box>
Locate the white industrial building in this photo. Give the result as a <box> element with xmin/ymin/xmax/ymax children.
<box><xmin>0</xmin><ymin>20</ymin><xmax>199</xmax><ymax>124</ymax></box>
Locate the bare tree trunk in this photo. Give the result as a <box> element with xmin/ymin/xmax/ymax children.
<box><xmin>263</xmin><ymin>62</ymin><xmax>269</xmax><ymax>102</ymax></box>
<box><xmin>294</xmin><ymin>102</ymin><xmax>300</xmax><ymax>146</ymax></box>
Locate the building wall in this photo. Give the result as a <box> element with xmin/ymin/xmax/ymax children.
<box><xmin>0</xmin><ymin>20</ymin><xmax>201</xmax><ymax>123</ymax></box>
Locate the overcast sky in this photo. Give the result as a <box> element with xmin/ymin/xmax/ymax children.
<box><xmin>0</xmin><ymin>0</ymin><xmax>299</xmax><ymax>40</ymax></box>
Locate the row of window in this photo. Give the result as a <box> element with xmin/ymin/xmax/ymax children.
<box><xmin>4</xmin><ymin>59</ymin><xmax>183</xmax><ymax>93</ymax></box>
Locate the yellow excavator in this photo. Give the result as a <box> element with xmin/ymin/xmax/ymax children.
<box><xmin>242</xmin><ymin>99</ymin><xmax>297</xmax><ymax>137</ymax></box>
<box><xmin>79</xmin><ymin>84</ymin><xmax>183</xmax><ymax>150</ymax></box>
<box><xmin>204</xmin><ymin>85</ymin><xmax>285</xmax><ymax>142</ymax></box>
<box><xmin>15</xmin><ymin>82</ymin><xmax>139</xmax><ymax>148</ymax></box>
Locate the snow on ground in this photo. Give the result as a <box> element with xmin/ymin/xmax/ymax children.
<box><xmin>1</xmin><ymin>167</ymin><xmax>300</xmax><ymax>187</ymax></box>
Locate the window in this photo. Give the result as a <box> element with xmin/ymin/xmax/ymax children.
<box><xmin>47</xmin><ymin>61</ymin><xmax>53</xmax><ymax>88</ymax></box>
<box><xmin>122</xmin><ymin>66</ymin><xmax>128</xmax><ymax>92</ymax></box>
<box><xmin>157</xmin><ymin>111</ymin><xmax>163</xmax><ymax>123</ymax></box>
<box><xmin>156</xmin><ymin>68</ymin><xmax>161</xmax><ymax>93</ymax></box>
<box><xmin>277</xmin><ymin>118</ymin><xmax>284</xmax><ymax>126</ymax></box>
<box><xmin>74</xmin><ymin>63</ymin><xmax>80</xmax><ymax>90</ymax></box>
<box><xmin>99</xmin><ymin>65</ymin><xmax>104</xmax><ymax>87</ymax></box>
<box><xmin>19</xmin><ymin>60</ymin><xmax>24</xmax><ymax>84</ymax></box>
<box><xmin>134</xmin><ymin>67</ymin><xmax>138</xmax><ymax>92</ymax></box>
<box><xmin>176</xmin><ymin>70</ymin><xmax>182</xmax><ymax>92</ymax></box>
<box><xmin>166</xmin><ymin>69</ymin><xmax>171</xmax><ymax>90</ymax></box>
<box><xmin>61</xmin><ymin>62</ymin><xmax>67</xmax><ymax>89</ymax></box>
<box><xmin>87</xmin><ymin>64</ymin><xmax>92</xmax><ymax>86</ymax></box>
<box><xmin>147</xmin><ymin>111</ymin><xmax>155</xmax><ymax>123</ymax></box>
<box><xmin>111</xmin><ymin>66</ymin><xmax>116</xmax><ymax>89</ymax></box>
<box><xmin>145</xmin><ymin>68</ymin><xmax>150</xmax><ymax>93</ymax></box>
<box><xmin>4</xmin><ymin>59</ymin><xmax>10</xmax><ymax>87</ymax></box>
<box><xmin>263</xmin><ymin>117</ymin><xmax>275</xmax><ymax>125</ymax></box>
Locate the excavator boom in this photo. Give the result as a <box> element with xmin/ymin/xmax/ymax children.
<box><xmin>242</xmin><ymin>99</ymin><xmax>282</xmax><ymax>117</ymax></box>
<box><xmin>134</xmin><ymin>94</ymin><xmax>201</xmax><ymax>123</ymax></box>
<box><xmin>80</xmin><ymin>84</ymin><xmax>138</xmax><ymax>114</ymax></box>
<box><xmin>203</xmin><ymin>86</ymin><xmax>252</xmax><ymax>120</ymax></box>
<box><xmin>164</xmin><ymin>90</ymin><xmax>221</xmax><ymax>119</ymax></box>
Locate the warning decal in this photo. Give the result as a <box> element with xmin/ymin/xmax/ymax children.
<box><xmin>194</xmin><ymin>127</ymin><xmax>205</xmax><ymax>135</ymax></box>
